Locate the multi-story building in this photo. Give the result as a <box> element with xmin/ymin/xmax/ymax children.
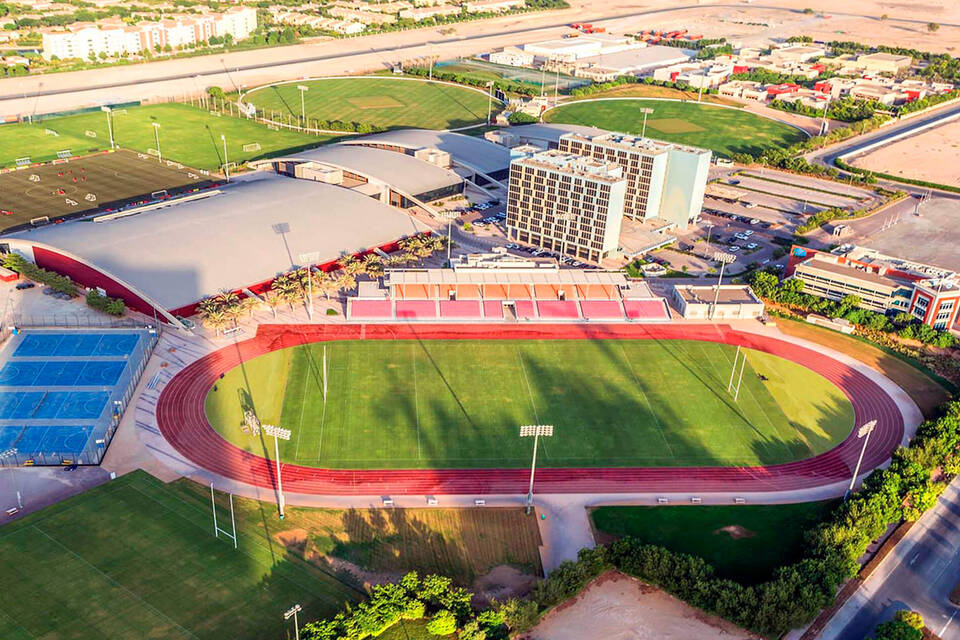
<box><xmin>506</xmin><ymin>150</ymin><xmax>627</xmax><ymax>264</ymax></box>
<box><xmin>557</xmin><ymin>132</ymin><xmax>711</xmax><ymax>229</ymax></box>
<box><xmin>788</xmin><ymin>245</ymin><xmax>960</xmax><ymax>330</ymax></box>
<box><xmin>41</xmin><ymin>7</ymin><xmax>257</xmax><ymax>59</ymax></box>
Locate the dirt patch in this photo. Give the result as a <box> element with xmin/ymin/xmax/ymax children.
<box><xmin>471</xmin><ymin>565</ymin><xmax>538</xmax><ymax>607</ymax></box>
<box><xmin>714</xmin><ymin>525</ymin><xmax>757</xmax><ymax>540</ymax></box>
<box><xmin>851</xmin><ymin>119</ymin><xmax>960</xmax><ymax>186</ymax></box>
<box><xmin>273</xmin><ymin>528</ymin><xmax>402</xmax><ymax>589</ymax></box>
<box><xmin>528</xmin><ymin>570</ymin><xmax>759</xmax><ymax>640</ymax></box>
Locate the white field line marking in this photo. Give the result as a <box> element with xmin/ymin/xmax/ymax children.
<box><xmin>412</xmin><ymin>342</ymin><xmax>421</xmax><ymax>460</ymax></box>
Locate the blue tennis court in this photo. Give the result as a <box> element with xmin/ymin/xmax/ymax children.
<box><xmin>0</xmin><ymin>329</ymin><xmax>156</xmax><ymax>465</ymax></box>
<box><xmin>13</xmin><ymin>332</ymin><xmax>141</xmax><ymax>358</ymax></box>
<box><xmin>0</xmin><ymin>360</ymin><xmax>126</xmax><ymax>387</ymax></box>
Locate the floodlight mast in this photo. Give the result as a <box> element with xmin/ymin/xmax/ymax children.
<box><xmin>299</xmin><ymin>252</ymin><xmax>321</xmax><ymax>321</ymax></box>
<box><xmin>262</xmin><ymin>424</ymin><xmax>292</xmax><ymax>518</ymax></box>
<box><xmin>284</xmin><ymin>604</ymin><xmax>302</xmax><ymax>640</ymax></box>
<box><xmin>710</xmin><ymin>251</ymin><xmax>736</xmax><ymax>320</ymax></box>
<box><xmin>296</xmin><ymin>85</ymin><xmax>309</xmax><ymax>128</ymax></box>
<box><xmin>520</xmin><ymin>425</ymin><xmax>553</xmax><ymax>513</ymax></box>
<box><xmin>845</xmin><ymin>420</ymin><xmax>878</xmax><ymax>500</ymax></box>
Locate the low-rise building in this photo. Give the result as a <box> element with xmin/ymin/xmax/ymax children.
<box><xmin>464</xmin><ymin>0</ymin><xmax>524</xmax><ymax>13</ymax></box>
<box><xmin>523</xmin><ymin>34</ymin><xmax>638</xmax><ymax>63</ymax></box>
<box><xmin>328</xmin><ymin>7</ymin><xmax>397</xmax><ymax>24</ymax></box>
<box><xmin>857</xmin><ymin>52</ymin><xmax>913</xmax><ymax>74</ymax></box>
<box><xmin>489</xmin><ymin>46</ymin><xmax>535</xmax><ymax>67</ymax></box>
<box><xmin>672</xmin><ymin>284</ymin><xmax>764</xmax><ymax>320</ymax></box>
<box><xmin>788</xmin><ymin>245</ymin><xmax>960</xmax><ymax>330</ymax></box>
<box><xmin>399</xmin><ymin>4</ymin><xmax>461</xmax><ymax>20</ymax></box>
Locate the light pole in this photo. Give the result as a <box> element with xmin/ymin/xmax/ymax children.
<box><xmin>710</xmin><ymin>251</ymin><xmax>736</xmax><ymax>320</ymax></box>
<box><xmin>299</xmin><ymin>251</ymin><xmax>321</xmax><ymax>321</ymax></box>
<box><xmin>486</xmin><ymin>81</ymin><xmax>495</xmax><ymax>125</ymax></box>
<box><xmin>705</xmin><ymin>221</ymin><xmax>715</xmax><ymax>245</ymax></box>
<box><xmin>221</xmin><ymin>134</ymin><xmax>230</xmax><ymax>182</ymax></box>
<box><xmin>296</xmin><ymin>85</ymin><xmax>309</xmax><ymax>128</ymax></box>
<box><xmin>845</xmin><ymin>420</ymin><xmax>877</xmax><ymax>500</ymax></box>
<box><xmin>520</xmin><ymin>424</ymin><xmax>553</xmax><ymax>513</ymax></box>
<box><xmin>284</xmin><ymin>604</ymin><xmax>302</xmax><ymax>640</ymax></box>
<box><xmin>819</xmin><ymin>90</ymin><xmax>833</xmax><ymax>137</ymax></box>
<box><xmin>639</xmin><ymin>107</ymin><xmax>654</xmax><ymax>139</ymax></box>
<box><xmin>101</xmin><ymin>106</ymin><xmax>115</xmax><ymax>149</ymax></box>
<box><xmin>151</xmin><ymin>122</ymin><xmax>162</xmax><ymax>164</ymax></box>
<box><xmin>262</xmin><ymin>424</ymin><xmax>292</xmax><ymax>518</ymax></box>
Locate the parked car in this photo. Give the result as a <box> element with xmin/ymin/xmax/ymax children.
<box><xmin>728</xmin><ymin>245</ymin><xmax>741</xmax><ymax>252</ymax></box>
<box><xmin>744</xmin><ymin>202</ymin><xmax>758</xmax><ymax>209</ymax></box>
<box><xmin>15</xmin><ymin>282</ymin><xmax>34</xmax><ymax>290</ymax></box>
<box><xmin>746</xmin><ymin>242</ymin><xmax>759</xmax><ymax>250</ymax></box>
<box><xmin>743</xmin><ymin>230</ymin><xmax>754</xmax><ymax>236</ymax></box>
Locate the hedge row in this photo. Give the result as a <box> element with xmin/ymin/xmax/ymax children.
<box><xmin>85</xmin><ymin>290</ymin><xmax>125</xmax><ymax>316</ymax></box>
<box><xmin>2</xmin><ymin>253</ymin><xmax>78</xmax><ymax>296</ymax></box>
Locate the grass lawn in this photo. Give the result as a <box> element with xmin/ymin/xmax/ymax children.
<box><xmin>544</xmin><ymin>98</ymin><xmax>808</xmax><ymax>158</ymax></box>
<box><xmin>591</xmin><ymin>501</ymin><xmax>838</xmax><ymax>584</ymax></box>
<box><xmin>205</xmin><ymin>339</ymin><xmax>854</xmax><ymax>469</ymax></box>
<box><xmin>0</xmin><ymin>471</ymin><xmax>360</xmax><ymax>640</ymax></box>
<box><xmin>773</xmin><ymin>315</ymin><xmax>953</xmax><ymax>417</ymax></box>
<box><xmin>578</xmin><ymin>83</ymin><xmax>741</xmax><ymax>106</ymax></box>
<box><xmin>0</xmin><ymin>103</ymin><xmax>330</xmax><ymax>171</ymax></box>
<box><xmin>244</xmin><ymin>77</ymin><xmax>496</xmax><ymax>130</ymax></box>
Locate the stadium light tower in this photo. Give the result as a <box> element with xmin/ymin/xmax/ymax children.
<box><xmin>284</xmin><ymin>604</ymin><xmax>302</xmax><ymax>640</ymax></box>
<box><xmin>639</xmin><ymin>107</ymin><xmax>654</xmax><ymax>139</ymax></box>
<box><xmin>151</xmin><ymin>122</ymin><xmax>162</xmax><ymax>164</ymax></box>
<box><xmin>221</xmin><ymin>134</ymin><xmax>230</xmax><ymax>182</ymax></box>
<box><xmin>710</xmin><ymin>251</ymin><xmax>736</xmax><ymax>320</ymax></box>
<box><xmin>100</xmin><ymin>106</ymin><xmax>115</xmax><ymax>149</ymax></box>
<box><xmin>845</xmin><ymin>420</ymin><xmax>878</xmax><ymax>501</ymax></box>
<box><xmin>262</xmin><ymin>424</ymin><xmax>292</xmax><ymax>519</ymax></box>
<box><xmin>296</xmin><ymin>85</ymin><xmax>309</xmax><ymax>128</ymax></box>
<box><xmin>520</xmin><ymin>424</ymin><xmax>553</xmax><ymax>513</ymax></box>
<box><xmin>299</xmin><ymin>251</ymin><xmax>321</xmax><ymax>321</ymax></box>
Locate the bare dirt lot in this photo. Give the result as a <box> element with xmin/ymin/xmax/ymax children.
<box><xmin>528</xmin><ymin>571</ymin><xmax>759</xmax><ymax>640</ymax></box>
<box><xmin>851</xmin><ymin>119</ymin><xmax>960</xmax><ymax>185</ymax></box>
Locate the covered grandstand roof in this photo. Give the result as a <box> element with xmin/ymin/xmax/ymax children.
<box><xmin>343</xmin><ymin>129</ymin><xmax>511</xmax><ymax>176</ymax></box>
<box><xmin>385</xmin><ymin>268</ymin><xmax>628</xmax><ymax>286</ymax></box>
<box><xmin>270</xmin><ymin>144</ymin><xmax>464</xmax><ymax>196</ymax></box>
<box><xmin>8</xmin><ymin>174</ymin><xmax>427</xmax><ymax>311</ymax></box>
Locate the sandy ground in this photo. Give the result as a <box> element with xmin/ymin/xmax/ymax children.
<box><xmin>528</xmin><ymin>570</ymin><xmax>760</xmax><ymax>640</ymax></box>
<box><xmin>4</xmin><ymin>0</ymin><xmax>960</xmax><ymax>117</ymax></box>
<box><xmin>851</xmin><ymin>119</ymin><xmax>960</xmax><ymax>185</ymax></box>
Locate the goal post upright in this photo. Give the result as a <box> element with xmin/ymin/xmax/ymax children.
<box><xmin>727</xmin><ymin>345</ymin><xmax>741</xmax><ymax>393</ymax></box>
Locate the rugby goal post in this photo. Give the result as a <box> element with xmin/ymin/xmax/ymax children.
<box><xmin>242</xmin><ymin>142</ymin><xmax>261</xmax><ymax>153</ymax></box>
<box><xmin>209</xmin><ymin>483</ymin><xmax>237</xmax><ymax>549</ymax></box>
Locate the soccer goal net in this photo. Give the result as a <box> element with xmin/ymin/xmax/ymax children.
<box><xmin>242</xmin><ymin>143</ymin><xmax>261</xmax><ymax>153</ymax></box>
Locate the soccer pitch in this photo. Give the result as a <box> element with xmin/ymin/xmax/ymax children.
<box><xmin>0</xmin><ymin>471</ymin><xmax>359</xmax><ymax>640</ymax></box>
<box><xmin>205</xmin><ymin>339</ymin><xmax>854</xmax><ymax>469</ymax></box>
<box><xmin>543</xmin><ymin>99</ymin><xmax>808</xmax><ymax>158</ymax></box>
<box><xmin>0</xmin><ymin>104</ymin><xmax>328</xmax><ymax>171</ymax></box>
<box><xmin>244</xmin><ymin>77</ymin><xmax>496</xmax><ymax>131</ymax></box>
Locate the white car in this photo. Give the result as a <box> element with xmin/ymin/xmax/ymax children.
<box><xmin>743</xmin><ymin>230</ymin><xmax>754</xmax><ymax>236</ymax></box>
<box><xmin>735</xmin><ymin>233</ymin><xmax>749</xmax><ymax>241</ymax></box>
<box><xmin>728</xmin><ymin>245</ymin><xmax>741</xmax><ymax>252</ymax></box>
<box><xmin>746</xmin><ymin>242</ymin><xmax>759</xmax><ymax>250</ymax></box>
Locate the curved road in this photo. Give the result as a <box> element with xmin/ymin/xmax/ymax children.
<box><xmin>154</xmin><ymin>322</ymin><xmax>909</xmax><ymax>496</ymax></box>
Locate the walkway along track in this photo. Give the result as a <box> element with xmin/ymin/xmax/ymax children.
<box><xmin>155</xmin><ymin>323</ymin><xmax>906</xmax><ymax>496</ymax></box>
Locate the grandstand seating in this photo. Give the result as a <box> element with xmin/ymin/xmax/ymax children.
<box><xmin>482</xmin><ymin>301</ymin><xmax>503</xmax><ymax>319</ymax></box>
<box><xmin>514</xmin><ymin>300</ymin><xmax>537</xmax><ymax>319</ymax></box>
<box><xmin>439</xmin><ymin>300</ymin><xmax>482</xmax><ymax>319</ymax></box>
<box><xmin>536</xmin><ymin>300</ymin><xmax>581</xmax><ymax>320</ymax></box>
<box><xmin>395</xmin><ymin>300</ymin><xmax>437</xmax><ymax>320</ymax></box>
<box><xmin>349</xmin><ymin>299</ymin><xmax>393</xmax><ymax>319</ymax></box>
<box><xmin>624</xmin><ymin>299</ymin><xmax>670</xmax><ymax>321</ymax></box>
<box><xmin>579</xmin><ymin>300</ymin><xmax>626</xmax><ymax>320</ymax></box>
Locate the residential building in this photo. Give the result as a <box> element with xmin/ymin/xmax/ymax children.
<box><xmin>767</xmin><ymin>43</ymin><xmax>826</xmax><ymax>63</ymax></box>
<box><xmin>788</xmin><ymin>245</ymin><xmax>960</xmax><ymax>330</ymax></box>
<box><xmin>317</xmin><ymin>18</ymin><xmax>366</xmax><ymax>34</ymax></box>
<box><xmin>464</xmin><ymin>0</ymin><xmax>524</xmax><ymax>12</ymax></box>
<box><xmin>399</xmin><ymin>5</ymin><xmax>461</xmax><ymax>20</ymax></box>
<box><xmin>557</xmin><ymin>132</ymin><xmax>711</xmax><ymax>229</ymax></box>
<box><xmin>857</xmin><ymin>52</ymin><xmax>913</xmax><ymax>74</ymax></box>
<box><xmin>328</xmin><ymin>7</ymin><xmax>397</xmax><ymax>24</ymax></box>
<box><xmin>717</xmin><ymin>79</ymin><xmax>767</xmax><ymax>101</ymax></box>
<box><xmin>506</xmin><ymin>150</ymin><xmax>627</xmax><ymax>264</ymax></box>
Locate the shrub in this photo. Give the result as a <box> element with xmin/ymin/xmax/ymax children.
<box><xmin>325</xmin><ymin>308</ymin><xmax>339</xmax><ymax>316</ymax></box>
<box><xmin>86</xmin><ymin>290</ymin><xmax>126</xmax><ymax>316</ymax></box>
<box><xmin>3</xmin><ymin>252</ymin><xmax>78</xmax><ymax>296</ymax></box>
<box><xmin>508</xmin><ymin>111</ymin><xmax>538</xmax><ymax>124</ymax></box>
<box><xmin>426</xmin><ymin>610</ymin><xmax>457</xmax><ymax>636</ymax></box>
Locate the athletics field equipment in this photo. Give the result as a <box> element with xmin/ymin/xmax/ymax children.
<box><xmin>543</xmin><ymin>98</ymin><xmax>809</xmax><ymax>158</ymax></box>
<box><xmin>0</xmin><ymin>150</ymin><xmax>214</xmax><ymax>231</ymax></box>
<box><xmin>157</xmin><ymin>323</ymin><xmax>909</xmax><ymax>496</ymax></box>
<box><xmin>242</xmin><ymin>77</ymin><xmax>498</xmax><ymax>131</ymax></box>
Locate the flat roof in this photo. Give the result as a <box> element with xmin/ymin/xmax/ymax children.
<box><xmin>513</xmin><ymin>150</ymin><xmax>624</xmax><ymax>182</ymax></box>
<box><xmin>797</xmin><ymin>257</ymin><xmax>899</xmax><ymax>289</ymax></box>
<box><xmin>276</xmin><ymin>144</ymin><xmax>463</xmax><ymax>196</ymax></box>
<box><xmin>386</xmin><ymin>267</ymin><xmax>628</xmax><ymax>287</ymax></box>
<box><xmin>10</xmin><ymin>174</ymin><xmax>427</xmax><ymax>310</ymax></box>
<box><xmin>675</xmin><ymin>285</ymin><xmax>759</xmax><ymax>305</ymax></box>
<box><xmin>562</xmin><ymin>131</ymin><xmax>710</xmax><ymax>156</ymax></box>
<box><xmin>576</xmin><ymin>45</ymin><xmax>691</xmax><ymax>71</ymax></box>
<box><xmin>510</xmin><ymin>123</ymin><xmax>609</xmax><ymax>146</ymax></box>
<box><xmin>342</xmin><ymin>129</ymin><xmax>511</xmax><ymax>176</ymax></box>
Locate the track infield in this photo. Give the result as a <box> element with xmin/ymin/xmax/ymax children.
<box><xmin>243</xmin><ymin>77</ymin><xmax>496</xmax><ymax>131</ymax></box>
<box><xmin>205</xmin><ymin>338</ymin><xmax>853</xmax><ymax>469</ymax></box>
<box><xmin>543</xmin><ymin>98</ymin><xmax>808</xmax><ymax>158</ymax></box>
<box><xmin>156</xmin><ymin>324</ymin><xmax>908</xmax><ymax>496</ymax></box>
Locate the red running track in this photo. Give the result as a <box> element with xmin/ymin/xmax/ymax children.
<box><xmin>155</xmin><ymin>324</ymin><xmax>906</xmax><ymax>495</ymax></box>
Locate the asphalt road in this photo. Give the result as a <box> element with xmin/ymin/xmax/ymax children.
<box><xmin>819</xmin><ymin>479</ymin><xmax>960</xmax><ymax>640</ymax></box>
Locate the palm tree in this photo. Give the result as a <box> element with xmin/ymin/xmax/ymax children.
<box><xmin>272</xmin><ymin>273</ymin><xmax>302</xmax><ymax>309</ymax></box>
<box><xmin>336</xmin><ymin>272</ymin><xmax>357</xmax><ymax>294</ymax></box>
<box><xmin>261</xmin><ymin>290</ymin><xmax>282</xmax><ymax>319</ymax></box>
<box><xmin>317</xmin><ymin>271</ymin><xmax>341</xmax><ymax>300</ymax></box>
<box><xmin>199</xmin><ymin>307</ymin><xmax>228</xmax><ymax>336</ymax></box>
<box><xmin>363</xmin><ymin>254</ymin><xmax>385</xmax><ymax>278</ymax></box>
<box><xmin>338</xmin><ymin>255</ymin><xmax>365</xmax><ymax>277</ymax></box>
<box><xmin>239</xmin><ymin>296</ymin><xmax>261</xmax><ymax>318</ymax></box>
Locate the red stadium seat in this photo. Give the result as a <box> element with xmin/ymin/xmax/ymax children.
<box><xmin>580</xmin><ymin>300</ymin><xmax>626</xmax><ymax>320</ymax></box>
<box><xmin>396</xmin><ymin>300</ymin><xmax>437</xmax><ymax>320</ymax></box>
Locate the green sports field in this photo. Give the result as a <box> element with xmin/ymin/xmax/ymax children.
<box><xmin>591</xmin><ymin>500</ymin><xmax>838</xmax><ymax>584</ymax></box>
<box><xmin>0</xmin><ymin>103</ymin><xmax>328</xmax><ymax>171</ymax></box>
<box><xmin>543</xmin><ymin>98</ymin><xmax>808</xmax><ymax>157</ymax></box>
<box><xmin>205</xmin><ymin>339</ymin><xmax>854</xmax><ymax>469</ymax></box>
<box><xmin>0</xmin><ymin>471</ymin><xmax>359</xmax><ymax>640</ymax></box>
<box><xmin>243</xmin><ymin>78</ymin><xmax>497</xmax><ymax>131</ymax></box>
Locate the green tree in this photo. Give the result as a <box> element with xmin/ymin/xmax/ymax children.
<box><xmin>927</xmin><ymin>22</ymin><xmax>940</xmax><ymax>32</ymax></box>
<box><xmin>426</xmin><ymin>610</ymin><xmax>457</xmax><ymax>636</ymax></box>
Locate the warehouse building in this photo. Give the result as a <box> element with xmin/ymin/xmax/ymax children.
<box><xmin>2</xmin><ymin>174</ymin><xmax>428</xmax><ymax>324</ymax></box>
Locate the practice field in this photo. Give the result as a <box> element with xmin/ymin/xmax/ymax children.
<box><xmin>243</xmin><ymin>77</ymin><xmax>497</xmax><ymax>131</ymax></box>
<box><xmin>0</xmin><ymin>149</ymin><xmax>213</xmax><ymax>229</ymax></box>
<box><xmin>543</xmin><ymin>99</ymin><xmax>808</xmax><ymax>158</ymax></box>
<box><xmin>0</xmin><ymin>103</ymin><xmax>329</xmax><ymax>172</ymax></box>
<box><xmin>0</xmin><ymin>471</ymin><xmax>360</xmax><ymax>640</ymax></box>
<box><xmin>205</xmin><ymin>339</ymin><xmax>854</xmax><ymax>469</ymax></box>
<box><xmin>591</xmin><ymin>501</ymin><xmax>837</xmax><ymax>584</ymax></box>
